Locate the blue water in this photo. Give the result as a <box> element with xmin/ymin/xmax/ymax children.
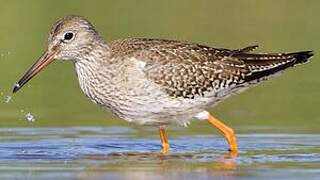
<box><xmin>0</xmin><ymin>127</ymin><xmax>319</xmax><ymax>180</ymax></box>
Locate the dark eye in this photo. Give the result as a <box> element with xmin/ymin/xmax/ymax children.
<box><xmin>63</xmin><ymin>32</ymin><xmax>74</xmax><ymax>41</ymax></box>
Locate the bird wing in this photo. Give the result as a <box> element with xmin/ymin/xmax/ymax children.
<box><xmin>109</xmin><ymin>38</ymin><xmax>312</xmax><ymax>98</ymax></box>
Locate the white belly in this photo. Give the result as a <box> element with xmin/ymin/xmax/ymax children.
<box><xmin>74</xmin><ymin>60</ymin><xmax>221</xmax><ymax>127</ymax></box>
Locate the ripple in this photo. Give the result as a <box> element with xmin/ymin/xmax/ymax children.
<box><xmin>0</xmin><ymin>127</ymin><xmax>318</xmax><ymax>179</ymax></box>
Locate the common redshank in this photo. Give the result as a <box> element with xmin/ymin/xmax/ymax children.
<box><xmin>13</xmin><ymin>15</ymin><xmax>313</xmax><ymax>155</ymax></box>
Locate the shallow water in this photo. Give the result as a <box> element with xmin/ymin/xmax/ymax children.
<box><xmin>0</xmin><ymin>127</ymin><xmax>318</xmax><ymax>180</ymax></box>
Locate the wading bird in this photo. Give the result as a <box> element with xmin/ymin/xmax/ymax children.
<box><xmin>13</xmin><ymin>15</ymin><xmax>313</xmax><ymax>156</ymax></box>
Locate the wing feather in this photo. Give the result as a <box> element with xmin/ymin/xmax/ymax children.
<box><xmin>109</xmin><ymin>38</ymin><xmax>313</xmax><ymax>98</ymax></box>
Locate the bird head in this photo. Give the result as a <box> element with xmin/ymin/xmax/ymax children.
<box><xmin>13</xmin><ymin>15</ymin><xmax>101</xmax><ymax>93</ymax></box>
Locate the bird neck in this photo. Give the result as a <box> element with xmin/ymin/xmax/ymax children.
<box><xmin>73</xmin><ymin>42</ymin><xmax>110</xmax><ymax>104</ymax></box>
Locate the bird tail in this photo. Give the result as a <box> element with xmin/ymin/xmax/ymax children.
<box><xmin>238</xmin><ymin>50</ymin><xmax>314</xmax><ymax>83</ymax></box>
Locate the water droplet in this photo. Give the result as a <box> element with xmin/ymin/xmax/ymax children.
<box><xmin>25</xmin><ymin>112</ymin><xmax>35</xmax><ymax>122</ymax></box>
<box><xmin>4</xmin><ymin>96</ymin><xmax>12</xmax><ymax>103</ymax></box>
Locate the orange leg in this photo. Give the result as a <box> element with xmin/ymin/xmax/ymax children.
<box><xmin>207</xmin><ymin>113</ymin><xmax>238</xmax><ymax>156</ymax></box>
<box><xmin>159</xmin><ymin>126</ymin><xmax>170</xmax><ymax>154</ymax></box>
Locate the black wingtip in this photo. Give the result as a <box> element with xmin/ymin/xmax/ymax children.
<box><xmin>243</xmin><ymin>50</ymin><xmax>314</xmax><ymax>84</ymax></box>
<box><xmin>289</xmin><ymin>50</ymin><xmax>314</xmax><ymax>64</ymax></box>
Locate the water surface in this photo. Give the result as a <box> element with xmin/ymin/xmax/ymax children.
<box><xmin>0</xmin><ymin>127</ymin><xmax>318</xmax><ymax>180</ymax></box>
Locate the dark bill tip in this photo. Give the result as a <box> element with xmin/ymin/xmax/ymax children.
<box><xmin>12</xmin><ymin>83</ymin><xmax>21</xmax><ymax>93</ymax></box>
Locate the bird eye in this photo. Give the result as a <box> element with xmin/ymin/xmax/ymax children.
<box><xmin>63</xmin><ymin>32</ymin><xmax>74</xmax><ymax>41</ymax></box>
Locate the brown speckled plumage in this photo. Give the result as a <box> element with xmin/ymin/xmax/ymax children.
<box><xmin>108</xmin><ymin>38</ymin><xmax>312</xmax><ymax>99</ymax></box>
<box><xmin>13</xmin><ymin>15</ymin><xmax>313</xmax><ymax>126</ymax></box>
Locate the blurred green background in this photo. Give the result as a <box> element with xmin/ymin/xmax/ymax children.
<box><xmin>0</xmin><ymin>0</ymin><xmax>319</xmax><ymax>133</ymax></box>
